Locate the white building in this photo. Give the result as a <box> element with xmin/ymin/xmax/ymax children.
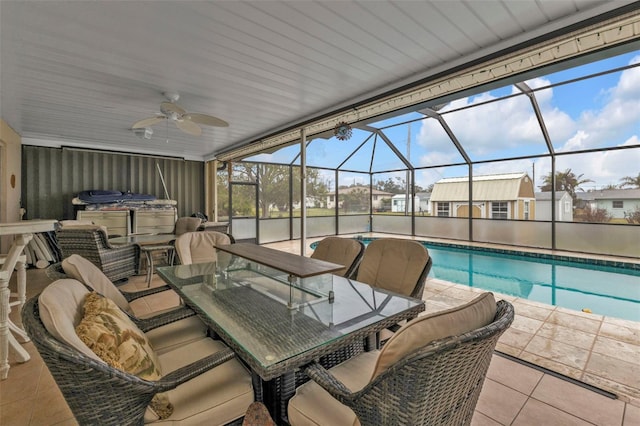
<box><xmin>535</xmin><ymin>191</ymin><xmax>573</xmax><ymax>222</ymax></box>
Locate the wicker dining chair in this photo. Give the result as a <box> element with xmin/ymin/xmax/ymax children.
<box><xmin>355</xmin><ymin>238</ymin><xmax>432</xmax><ymax>299</ymax></box>
<box><xmin>56</xmin><ymin>225</ymin><xmax>139</xmax><ymax>282</ymax></box>
<box><xmin>174</xmin><ymin>231</ymin><xmax>233</xmax><ymax>265</ymax></box>
<box><xmin>288</xmin><ymin>294</ymin><xmax>514</xmax><ymax>426</ymax></box>
<box><xmin>23</xmin><ymin>279</ymin><xmax>255</xmax><ymax>425</ymax></box>
<box><xmin>59</xmin><ymin>254</ymin><xmax>208</xmax><ymax>353</ymax></box>
<box><xmin>310</xmin><ymin>237</ymin><xmax>365</xmax><ymax>278</ymax></box>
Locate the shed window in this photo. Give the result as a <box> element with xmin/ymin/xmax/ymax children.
<box><xmin>437</xmin><ymin>202</ymin><xmax>450</xmax><ymax>217</ymax></box>
<box><xmin>613</xmin><ymin>200</ymin><xmax>623</xmax><ymax>208</ymax></box>
<box><xmin>491</xmin><ymin>202</ymin><xmax>508</xmax><ymax>219</ymax></box>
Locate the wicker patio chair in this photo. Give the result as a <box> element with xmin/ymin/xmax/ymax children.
<box><xmin>56</xmin><ymin>224</ymin><xmax>139</xmax><ymax>282</ymax></box>
<box><xmin>310</xmin><ymin>237</ymin><xmax>365</xmax><ymax>278</ymax></box>
<box><xmin>288</xmin><ymin>294</ymin><xmax>514</xmax><ymax>426</ymax></box>
<box><xmin>174</xmin><ymin>231</ymin><xmax>233</xmax><ymax>265</ymax></box>
<box><xmin>23</xmin><ymin>279</ymin><xmax>255</xmax><ymax>425</ymax></box>
<box><xmin>354</xmin><ymin>238</ymin><xmax>432</xmax><ymax>345</ymax></box>
<box><xmin>59</xmin><ymin>254</ymin><xmax>208</xmax><ymax>353</ymax></box>
<box><xmin>355</xmin><ymin>238</ymin><xmax>432</xmax><ymax>299</ymax></box>
<box><xmin>46</xmin><ymin>259</ymin><xmax>170</xmax><ymax>302</ymax></box>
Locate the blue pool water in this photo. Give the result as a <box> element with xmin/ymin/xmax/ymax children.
<box><xmin>314</xmin><ymin>238</ymin><xmax>640</xmax><ymax>322</ymax></box>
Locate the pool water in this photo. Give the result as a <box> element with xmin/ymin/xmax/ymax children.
<box><xmin>314</xmin><ymin>238</ymin><xmax>640</xmax><ymax>322</ymax></box>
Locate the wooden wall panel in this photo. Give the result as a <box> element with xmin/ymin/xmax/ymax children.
<box><xmin>22</xmin><ymin>146</ymin><xmax>204</xmax><ymax>220</ymax></box>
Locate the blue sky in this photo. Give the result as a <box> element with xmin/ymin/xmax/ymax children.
<box><xmin>246</xmin><ymin>50</ymin><xmax>640</xmax><ymax>192</ymax></box>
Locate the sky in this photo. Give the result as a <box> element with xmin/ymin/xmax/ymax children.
<box><xmin>244</xmin><ymin>50</ymin><xmax>640</xmax><ymax>192</ymax></box>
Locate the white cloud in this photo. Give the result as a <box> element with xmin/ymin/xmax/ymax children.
<box><xmin>414</xmin><ymin>54</ymin><xmax>640</xmax><ymax>188</ymax></box>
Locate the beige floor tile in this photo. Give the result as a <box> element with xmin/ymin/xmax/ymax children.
<box><xmin>512</xmin><ymin>398</ymin><xmax>592</xmax><ymax>426</ymax></box>
<box><xmin>524</xmin><ymin>336</ymin><xmax>591</xmax><ymax>371</ymax></box>
<box><xmin>486</xmin><ymin>355</ymin><xmax>543</xmax><ymax>395</ymax></box>
<box><xmin>604</xmin><ymin>316</ymin><xmax>640</xmax><ymax>332</ymax></box>
<box><xmin>592</xmin><ymin>336</ymin><xmax>640</xmax><ymax>365</ymax></box>
<box><xmin>0</xmin><ymin>397</ymin><xmax>34</xmax><ymax>425</ymax></box>
<box><xmin>498</xmin><ymin>327</ymin><xmax>534</xmax><ymax>351</ymax></box>
<box><xmin>581</xmin><ymin>373</ymin><xmax>640</xmax><ymax>406</ymax></box>
<box><xmin>585</xmin><ymin>352</ymin><xmax>640</xmax><ymax>392</ymax></box>
<box><xmin>624</xmin><ymin>403</ymin><xmax>640</xmax><ymax>425</ymax></box>
<box><xmin>475</xmin><ymin>379</ymin><xmax>528</xmax><ymax>425</ymax></box>
<box><xmin>495</xmin><ymin>342</ymin><xmax>523</xmax><ymax>357</ymax></box>
<box><xmin>510</xmin><ymin>315</ymin><xmax>544</xmax><ymax>335</ymax></box>
<box><xmin>531</xmin><ymin>375</ymin><xmax>625</xmax><ymax>426</ymax></box>
<box><xmin>536</xmin><ymin>322</ymin><xmax>597</xmax><ymax>350</ymax></box>
<box><xmin>470</xmin><ymin>411</ymin><xmax>503</xmax><ymax>426</ymax></box>
<box><xmin>518</xmin><ymin>352</ymin><xmax>584</xmax><ymax>380</ymax></box>
<box><xmin>599</xmin><ymin>321</ymin><xmax>640</xmax><ymax>346</ymax></box>
<box><xmin>547</xmin><ymin>311</ymin><xmax>602</xmax><ymax>334</ymax></box>
<box><xmin>512</xmin><ymin>300</ymin><xmax>554</xmax><ymax>321</ymax></box>
<box><xmin>29</xmin><ymin>384</ymin><xmax>76</xmax><ymax>426</ymax></box>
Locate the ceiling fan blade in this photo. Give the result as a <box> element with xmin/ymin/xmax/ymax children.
<box><xmin>185</xmin><ymin>113</ymin><xmax>229</xmax><ymax>127</ymax></box>
<box><xmin>132</xmin><ymin>116</ymin><xmax>165</xmax><ymax>128</ymax></box>
<box><xmin>160</xmin><ymin>101</ymin><xmax>186</xmax><ymax>116</ymax></box>
<box><xmin>175</xmin><ymin>119</ymin><xmax>202</xmax><ymax>136</ymax></box>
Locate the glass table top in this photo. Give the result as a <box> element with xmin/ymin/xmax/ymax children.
<box><xmin>157</xmin><ymin>256</ymin><xmax>424</xmax><ymax>378</ymax></box>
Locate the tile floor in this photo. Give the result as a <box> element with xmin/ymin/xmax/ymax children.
<box><xmin>1</xmin><ymin>237</ymin><xmax>639</xmax><ymax>425</ymax></box>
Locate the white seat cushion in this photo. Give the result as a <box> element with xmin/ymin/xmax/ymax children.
<box><xmin>287</xmin><ymin>351</ymin><xmax>379</xmax><ymax>426</ymax></box>
<box><xmin>151</xmin><ymin>338</ymin><xmax>254</xmax><ymax>425</ymax></box>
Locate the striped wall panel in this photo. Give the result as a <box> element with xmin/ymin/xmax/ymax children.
<box><xmin>22</xmin><ymin>146</ymin><xmax>204</xmax><ymax>220</ymax></box>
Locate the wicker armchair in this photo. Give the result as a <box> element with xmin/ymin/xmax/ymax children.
<box><xmin>56</xmin><ymin>225</ymin><xmax>139</xmax><ymax>282</ymax></box>
<box><xmin>288</xmin><ymin>295</ymin><xmax>514</xmax><ymax>426</ymax></box>
<box><xmin>22</xmin><ymin>280</ymin><xmax>254</xmax><ymax>425</ymax></box>
<box><xmin>59</xmin><ymin>254</ymin><xmax>207</xmax><ymax>353</ymax></box>
<box><xmin>310</xmin><ymin>237</ymin><xmax>365</xmax><ymax>278</ymax></box>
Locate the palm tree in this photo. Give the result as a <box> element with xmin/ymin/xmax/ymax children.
<box><xmin>619</xmin><ymin>173</ymin><xmax>640</xmax><ymax>189</ymax></box>
<box><xmin>540</xmin><ymin>168</ymin><xmax>593</xmax><ymax>201</ymax></box>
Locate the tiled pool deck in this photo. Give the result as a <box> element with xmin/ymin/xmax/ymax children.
<box><xmin>265</xmin><ymin>234</ymin><xmax>640</xmax><ymax>407</ymax></box>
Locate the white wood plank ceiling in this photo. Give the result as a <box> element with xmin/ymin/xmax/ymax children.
<box><xmin>1</xmin><ymin>1</ymin><xmax>637</xmax><ymax>161</ymax></box>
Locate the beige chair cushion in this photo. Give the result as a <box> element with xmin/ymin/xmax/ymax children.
<box><xmin>310</xmin><ymin>237</ymin><xmax>362</xmax><ymax>277</ymax></box>
<box><xmin>372</xmin><ymin>292</ymin><xmax>496</xmax><ymax>379</ymax></box>
<box><xmin>153</xmin><ymin>337</ymin><xmax>254</xmax><ymax>424</ymax></box>
<box><xmin>144</xmin><ymin>315</ymin><xmax>209</xmax><ymax>355</ymax></box>
<box><xmin>174</xmin><ymin>231</ymin><xmax>231</xmax><ymax>265</ymax></box>
<box><xmin>38</xmin><ymin>279</ymin><xmax>102</xmax><ymax>361</ymax></box>
<box><xmin>288</xmin><ymin>351</ymin><xmax>379</xmax><ymax>426</ymax></box>
<box><xmin>63</xmin><ymin>254</ymin><xmax>132</xmax><ymax>313</ymax></box>
<box><xmin>174</xmin><ymin>217</ymin><xmax>202</xmax><ymax>236</ymax></box>
<box><xmin>356</xmin><ymin>238</ymin><xmax>429</xmax><ymax>296</ymax></box>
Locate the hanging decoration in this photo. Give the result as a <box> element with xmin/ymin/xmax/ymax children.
<box><xmin>334</xmin><ymin>121</ymin><xmax>353</xmax><ymax>141</ymax></box>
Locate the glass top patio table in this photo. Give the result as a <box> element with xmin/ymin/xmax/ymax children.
<box><xmin>157</xmin><ymin>254</ymin><xmax>424</xmax><ymax>381</ymax></box>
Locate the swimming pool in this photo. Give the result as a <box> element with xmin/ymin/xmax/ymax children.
<box><xmin>314</xmin><ymin>238</ymin><xmax>640</xmax><ymax>322</ymax></box>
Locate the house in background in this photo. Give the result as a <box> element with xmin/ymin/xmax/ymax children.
<box><xmin>390</xmin><ymin>192</ymin><xmax>432</xmax><ymax>214</ymax></box>
<box><xmin>430</xmin><ymin>173</ymin><xmax>535</xmax><ymax>219</ymax></box>
<box><xmin>576</xmin><ymin>189</ymin><xmax>640</xmax><ymax>220</ymax></box>
<box><xmin>326</xmin><ymin>186</ymin><xmax>392</xmax><ymax>210</ymax></box>
<box><xmin>535</xmin><ymin>191</ymin><xmax>573</xmax><ymax>222</ymax></box>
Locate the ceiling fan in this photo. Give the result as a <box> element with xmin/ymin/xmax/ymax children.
<box><xmin>132</xmin><ymin>92</ymin><xmax>228</xmax><ymax>137</ymax></box>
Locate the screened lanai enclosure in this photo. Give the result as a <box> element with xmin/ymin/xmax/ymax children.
<box><xmin>215</xmin><ymin>47</ymin><xmax>640</xmax><ymax>259</ymax></box>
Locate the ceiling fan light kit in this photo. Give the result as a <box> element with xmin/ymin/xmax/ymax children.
<box><xmin>132</xmin><ymin>92</ymin><xmax>229</xmax><ymax>137</ymax></box>
<box><xmin>133</xmin><ymin>127</ymin><xmax>153</xmax><ymax>140</ymax></box>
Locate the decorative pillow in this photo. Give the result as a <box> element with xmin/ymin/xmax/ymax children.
<box><xmin>371</xmin><ymin>292</ymin><xmax>496</xmax><ymax>379</ymax></box>
<box><xmin>75</xmin><ymin>292</ymin><xmax>173</xmax><ymax>419</ymax></box>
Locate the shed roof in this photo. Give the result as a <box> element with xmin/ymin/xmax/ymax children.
<box><xmin>431</xmin><ymin>173</ymin><xmax>530</xmax><ymax>202</ymax></box>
